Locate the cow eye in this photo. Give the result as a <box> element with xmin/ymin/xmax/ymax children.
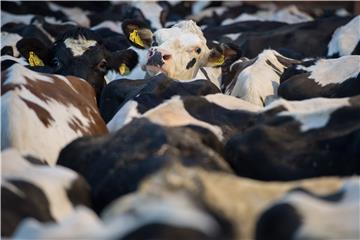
<box><xmin>195</xmin><ymin>47</ymin><xmax>201</xmax><ymax>54</ymax></box>
<box><xmin>51</xmin><ymin>58</ymin><xmax>61</xmax><ymax>68</ymax></box>
<box><xmin>96</xmin><ymin>59</ymin><xmax>108</xmax><ymax>73</ymax></box>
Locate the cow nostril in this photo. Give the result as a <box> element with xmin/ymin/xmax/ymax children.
<box><xmin>163</xmin><ymin>54</ymin><xmax>171</xmax><ymax>61</ymax></box>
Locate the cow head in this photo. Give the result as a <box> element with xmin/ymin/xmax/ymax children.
<box><xmin>16</xmin><ymin>27</ymin><xmax>137</xmax><ymax>100</ymax></box>
<box><xmin>123</xmin><ymin>20</ymin><xmax>226</xmax><ymax>80</ymax></box>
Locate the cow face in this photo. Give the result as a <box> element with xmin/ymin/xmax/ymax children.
<box><xmin>123</xmin><ymin>20</ymin><xmax>226</xmax><ymax>80</ymax></box>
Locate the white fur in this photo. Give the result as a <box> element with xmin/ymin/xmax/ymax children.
<box><xmin>1</xmin><ymin>64</ymin><xmax>97</xmax><ymax>164</ymax></box>
<box><xmin>1</xmin><ymin>55</ymin><xmax>28</xmax><ymax>66</ymax></box>
<box><xmin>204</xmin><ymin>93</ymin><xmax>261</xmax><ymax>112</ymax></box>
<box><xmin>266</xmin><ymin>97</ymin><xmax>351</xmax><ymax>132</ymax></box>
<box><xmin>188</xmin><ymin>7</ymin><xmax>227</xmax><ymax>22</ymax></box>
<box><xmin>222</xmin><ymin>5</ymin><xmax>312</xmax><ymax>25</ymax></box>
<box><xmin>64</xmin><ymin>37</ymin><xmax>97</xmax><ymax>57</ymax></box>
<box><xmin>228</xmin><ymin>50</ymin><xmax>289</xmax><ymax>106</ymax></box>
<box><xmin>107</xmin><ymin>100</ymin><xmax>141</xmax><ymax>132</ymax></box>
<box><xmin>91</xmin><ymin>21</ymin><xmax>123</xmax><ymax>34</ymax></box>
<box><xmin>1</xmin><ymin>32</ymin><xmax>22</xmax><ymax>57</ymax></box>
<box><xmin>277</xmin><ymin>177</ymin><xmax>360</xmax><ymax>239</ymax></box>
<box><xmin>190</xmin><ymin>66</ymin><xmax>222</xmax><ymax>89</ymax></box>
<box><xmin>132</xmin><ymin>2</ymin><xmax>163</xmax><ymax>30</ymax></box>
<box><xmin>2</xmin><ymin>149</ymin><xmax>79</xmax><ymax>221</ymax></box>
<box><xmin>105</xmin><ymin>47</ymin><xmax>148</xmax><ymax>82</ymax></box>
<box><xmin>327</xmin><ymin>16</ymin><xmax>360</xmax><ymax>56</ymax></box>
<box><xmin>102</xmin><ymin>191</ymin><xmax>220</xmax><ymax>237</ymax></box>
<box><xmin>296</xmin><ymin>55</ymin><xmax>360</xmax><ymax>87</ymax></box>
<box><xmin>143</xmin><ymin>96</ymin><xmax>224</xmax><ymax>140</ymax></box>
<box><xmin>48</xmin><ymin>2</ymin><xmax>90</xmax><ymax>27</ymax></box>
<box><xmin>149</xmin><ymin>20</ymin><xmax>211</xmax><ymax>80</ymax></box>
<box><xmin>13</xmin><ymin>207</ymin><xmax>118</xmax><ymax>239</ymax></box>
<box><xmin>14</xmin><ymin>192</ymin><xmax>220</xmax><ymax>239</ymax></box>
<box><xmin>1</xmin><ymin>11</ymin><xmax>34</xmax><ymax>25</ymax></box>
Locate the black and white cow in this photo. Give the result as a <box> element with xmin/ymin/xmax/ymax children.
<box><xmin>1</xmin><ymin>148</ymin><xmax>91</xmax><ymax>237</ymax></box>
<box><xmin>106</xmin><ymin>92</ymin><xmax>260</xmax><ymax>141</ymax></box>
<box><xmin>225</xmin><ymin>95</ymin><xmax>360</xmax><ymax>180</ymax></box>
<box><xmin>105</xmin><ymin>19</ymin><xmax>228</xmax><ymax>81</ymax></box>
<box><xmin>1</xmin><ymin>32</ymin><xmax>22</xmax><ymax>57</ymax></box>
<box><xmin>327</xmin><ymin>15</ymin><xmax>360</xmax><ymax>57</ymax></box>
<box><xmin>1</xmin><ymin>64</ymin><xmax>108</xmax><ymax>164</ymax></box>
<box><xmin>232</xmin><ymin>16</ymin><xmax>355</xmax><ymax>59</ymax></box>
<box><xmin>278</xmin><ymin>55</ymin><xmax>360</xmax><ymax>100</ymax></box>
<box><xmin>13</xmin><ymin>160</ymin><xmax>349</xmax><ymax>240</ymax></box>
<box><xmin>101</xmin><ymin>73</ymin><xmax>220</xmax><ymax>125</ymax></box>
<box><xmin>221</xmin><ymin>49</ymin><xmax>300</xmax><ymax>106</ymax></box>
<box><xmin>15</xmin><ymin>27</ymin><xmax>138</xmax><ymax>100</ymax></box>
<box><xmin>57</xmin><ymin>118</ymin><xmax>232</xmax><ymax>212</ymax></box>
<box><xmin>256</xmin><ymin>177</ymin><xmax>360</xmax><ymax>240</ymax></box>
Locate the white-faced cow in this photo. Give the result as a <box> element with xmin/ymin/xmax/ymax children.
<box><xmin>1</xmin><ymin>148</ymin><xmax>91</xmax><ymax>237</ymax></box>
<box><xmin>105</xmin><ymin>19</ymin><xmax>227</xmax><ymax>82</ymax></box>
<box><xmin>1</xmin><ymin>63</ymin><xmax>108</xmax><ymax>165</ymax></box>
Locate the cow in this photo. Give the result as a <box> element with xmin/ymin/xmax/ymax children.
<box><xmin>57</xmin><ymin>118</ymin><xmax>232</xmax><ymax>212</ymax></box>
<box><xmin>222</xmin><ymin>49</ymin><xmax>300</xmax><ymax>106</ymax></box>
<box><xmin>13</xmin><ymin>163</ymin><xmax>350</xmax><ymax>240</ymax></box>
<box><xmin>256</xmin><ymin>177</ymin><xmax>360</xmax><ymax>240</ymax></box>
<box><xmin>105</xmin><ymin>19</ymin><xmax>229</xmax><ymax>81</ymax></box>
<box><xmin>1</xmin><ymin>148</ymin><xmax>91</xmax><ymax>237</ymax></box>
<box><xmin>100</xmin><ymin>73</ymin><xmax>220</xmax><ymax>125</ymax></box>
<box><xmin>15</xmin><ymin>27</ymin><xmax>138</xmax><ymax>100</ymax></box>
<box><xmin>1</xmin><ymin>63</ymin><xmax>108</xmax><ymax>165</ymax></box>
<box><xmin>327</xmin><ymin>15</ymin><xmax>360</xmax><ymax>57</ymax></box>
<box><xmin>232</xmin><ymin>16</ymin><xmax>355</xmax><ymax>59</ymax></box>
<box><xmin>278</xmin><ymin>55</ymin><xmax>360</xmax><ymax>100</ymax></box>
<box><xmin>1</xmin><ymin>55</ymin><xmax>28</xmax><ymax>71</ymax></box>
<box><xmin>225</xmin><ymin>95</ymin><xmax>360</xmax><ymax>180</ymax></box>
<box><xmin>1</xmin><ymin>32</ymin><xmax>22</xmax><ymax>57</ymax></box>
<box><xmin>106</xmin><ymin>92</ymin><xmax>260</xmax><ymax>140</ymax></box>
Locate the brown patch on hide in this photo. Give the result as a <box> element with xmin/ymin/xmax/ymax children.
<box><xmin>21</xmin><ymin>97</ymin><xmax>54</xmax><ymax>127</ymax></box>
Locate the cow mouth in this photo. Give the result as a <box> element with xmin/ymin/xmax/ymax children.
<box><xmin>145</xmin><ymin>64</ymin><xmax>167</xmax><ymax>76</ymax></box>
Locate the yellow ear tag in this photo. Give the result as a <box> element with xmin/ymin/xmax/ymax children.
<box><xmin>28</xmin><ymin>51</ymin><xmax>44</xmax><ymax>67</ymax></box>
<box><xmin>214</xmin><ymin>54</ymin><xmax>225</xmax><ymax>66</ymax></box>
<box><xmin>129</xmin><ymin>29</ymin><xmax>144</xmax><ymax>47</ymax></box>
<box><xmin>119</xmin><ymin>63</ymin><xmax>130</xmax><ymax>75</ymax></box>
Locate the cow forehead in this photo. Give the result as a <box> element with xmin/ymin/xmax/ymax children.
<box><xmin>155</xmin><ymin>28</ymin><xmax>205</xmax><ymax>48</ymax></box>
<box><xmin>63</xmin><ymin>36</ymin><xmax>98</xmax><ymax>57</ymax></box>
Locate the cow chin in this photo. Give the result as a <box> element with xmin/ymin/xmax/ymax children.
<box><xmin>145</xmin><ymin>65</ymin><xmax>169</xmax><ymax>77</ymax></box>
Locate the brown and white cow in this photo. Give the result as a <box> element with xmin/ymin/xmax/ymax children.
<box><xmin>1</xmin><ymin>63</ymin><xmax>108</xmax><ymax>165</ymax></box>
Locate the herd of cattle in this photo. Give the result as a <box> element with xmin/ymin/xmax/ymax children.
<box><xmin>1</xmin><ymin>1</ymin><xmax>360</xmax><ymax>239</ymax></box>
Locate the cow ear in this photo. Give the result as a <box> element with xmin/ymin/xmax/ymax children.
<box><xmin>206</xmin><ymin>43</ymin><xmax>241</xmax><ymax>67</ymax></box>
<box><xmin>122</xmin><ymin>19</ymin><xmax>153</xmax><ymax>49</ymax></box>
<box><xmin>16</xmin><ymin>38</ymin><xmax>51</xmax><ymax>66</ymax></box>
<box><xmin>107</xmin><ymin>49</ymin><xmax>139</xmax><ymax>76</ymax></box>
